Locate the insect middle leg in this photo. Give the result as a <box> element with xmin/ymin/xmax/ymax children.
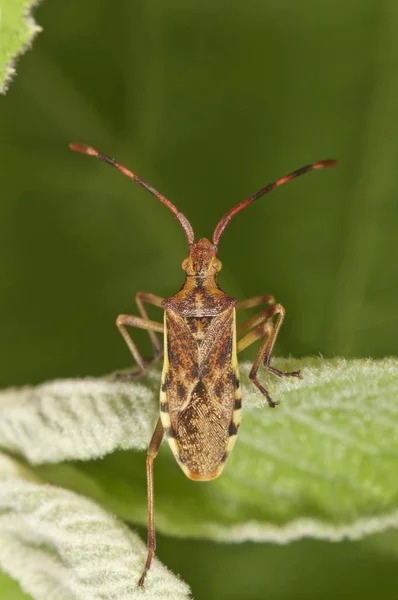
<box><xmin>138</xmin><ymin>417</ymin><xmax>164</xmax><ymax>587</ymax></box>
<box><xmin>237</xmin><ymin>302</ymin><xmax>301</xmax><ymax>407</ymax></box>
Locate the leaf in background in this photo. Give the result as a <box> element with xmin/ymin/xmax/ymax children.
<box><xmin>157</xmin><ymin>530</ymin><xmax>398</xmax><ymax>600</ymax></box>
<box><xmin>0</xmin><ymin>571</ymin><xmax>31</xmax><ymax>600</ymax></box>
<box><xmin>1</xmin><ymin>357</ymin><xmax>397</xmax><ymax>542</ymax></box>
<box><xmin>0</xmin><ymin>453</ymin><xmax>191</xmax><ymax>600</ymax></box>
<box><xmin>0</xmin><ymin>0</ymin><xmax>42</xmax><ymax>94</ymax></box>
<box><xmin>0</xmin><ymin>374</ymin><xmax>160</xmax><ymax>463</ymax></box>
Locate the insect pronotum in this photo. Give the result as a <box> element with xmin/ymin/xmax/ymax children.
<box><xmin>69</xmin><ymin>143</ymin><xmax>337</xmax><ymax>585</ymax></box>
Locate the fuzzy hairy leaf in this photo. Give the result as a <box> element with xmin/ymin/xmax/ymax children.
<box><xmin>0</xmin><ymin>0</ymin><xmax>42</xmax><ymax>93</ymax></box>
<box><xmin>1</xmin><ymin>357</ymin><xmax>398</xmax><ymax>545</ymax></box>
<box><xmin>0</xmin><ymin>453</ymin><xmax>191</xmax><ymax>600</ymax></box>
<box><xmin>0</xmin><ymin>374</ymin><xmax>159</xmax><ymax>463</ymax></box>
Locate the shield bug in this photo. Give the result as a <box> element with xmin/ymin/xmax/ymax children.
<box><xmin>69</xmin><ymin>142</ymin><xmax>337</xmax><ymax>585</ymax></box>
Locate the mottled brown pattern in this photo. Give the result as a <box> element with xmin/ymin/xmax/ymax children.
<box><xmin>177</xmin><ymin>382</ymin><xmax>186</xmax><ymax>400</ymax></box>
<box><xmin>163</xmin><ymin>276</ymin><xmax>238</xmax><ymax>477</ymax></box>
<box><xmin>177</xmin><ymin>380</ymin><xmax>230</xmax><ymax>474</ymax></box>
<box><xmin>162</xmin><ymin>279</ymin><xmax>235</xmax><ymax>317</ymax></box>
<box><xmin>186</xmin><ymin>317</ymin><xmax>212</xmax><ymax>341</ymax></box>
<box><xmin>214</xmin><ymin>380</ymin><xmax>225</xmax><ymax>398</ymax></box>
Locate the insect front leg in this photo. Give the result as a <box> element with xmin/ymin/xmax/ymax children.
<box><xmin>237</xmin><ymin>302</ymin><xmax>300</xmax><ymax>407</ymax></box>
<box><xmin>116</xmin><ymin>313</ymin><xmax>164</xmax><ymax>378</ymax></box>
<box><xmin>138</xmin><ymin>417</ymin><xmax>164</xmax><ymax>587</ymax></box>
<box><xmin>135</xmin><ymin>292</ymin><xmax>164</xmax><ymax>360</ymax></box>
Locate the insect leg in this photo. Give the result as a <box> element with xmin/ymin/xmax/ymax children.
<box><xmin>138</xmin><ymin>417</ymin><xmax>164</xmax><ymax>587</ymax></box>
<box><xmin>236</xmin><ymin>293</ymin><xmax>275</xmax><ymax>312</ymax></box>
<box><xmin>135</xmin><ymin>292</ymin><xmax>164</xmax><ymax>359</ymax></box>
<box><xmin>237</xmin><ymin>303</ymin><xmax>300</xmax><ymax>407</ymax></box>
<box><xmin>116</xmin><ymin>314</ymin><xmax>164</xmax><ymax>377</ymax></box>
<box><xmin>236</xmin><ymin>293</ymin><xmax>275</xmax><ymax>341</ymax></box>
<box><xmin>260</xmin><ymin>304</ymin><xmax>301</xmax><ymax>379</ymax></box>
<box><xmin>238</xmin><ymin>299</ymin><xmax>300</xmax><ymax>377</ymax></box>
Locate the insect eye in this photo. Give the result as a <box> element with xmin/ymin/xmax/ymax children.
<box><xmin>181</xmin><ymin>258</ymin><xmax>191</xmax><ymax>271</ymax></box>
<box><xmin>214</xmin><ymin>259</ymin><xmax>222</xmax><ymax>272</ymax></box>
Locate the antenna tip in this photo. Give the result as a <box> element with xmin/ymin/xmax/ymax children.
<box><xmin>315</xmin><ymin>159</ymin><xmax>339</xmax><ymax>169</ymax></box>
<box><xmin>69</xmin><ymin>143</ymin><xmax>97</xmax><ymax>156</ymax></box>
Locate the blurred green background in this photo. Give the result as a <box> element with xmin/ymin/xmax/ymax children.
<box><xmin>1</xmin><ymin>0</ymin><xmax>398</xmax><ymax>598</ymax></box>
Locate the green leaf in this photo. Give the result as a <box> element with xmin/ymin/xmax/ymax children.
<box><xmin>1</xmin><ymin>357</ymin><xmax>397</xmax><ymax>543</ymax></box>
<box><xmin>0</xmin><ymin>453</ymin><xmax>191</xmax><ymax>600</ymax></box>
<box><xmin>0</xmin><ymin>374</ymin><xmax>159</xmax><ymax>463</ymax></box>
<box><xmin>0</xmin><ymin>571</ymin><xmax>31</xmax><ymax>600</ymax></box>
<box><xmin>0</xmin><ymin>0</ymin><xmax>42</xmax><ymax>94</ymax></box>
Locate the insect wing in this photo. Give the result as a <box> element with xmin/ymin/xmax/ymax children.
<box><xmin>161</xmin><ymin>309</ymin><xmax>241</xmax><ymax>480</ymax></box>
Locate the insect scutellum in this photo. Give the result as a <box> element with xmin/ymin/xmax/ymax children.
<box><xmin>70</xmin><ymin>142</ymin><xmax>337</xmax><ymax>587</ymax></box>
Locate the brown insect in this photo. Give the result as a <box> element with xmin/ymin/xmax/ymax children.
<box><xmin>69</xmin><ymin>142</ymin><xmax>337</xmax><ymax>585</ymax></box>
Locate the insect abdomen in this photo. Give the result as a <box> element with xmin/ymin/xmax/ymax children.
<box><xmin>176</xmin><ymin>380</ymin><xmax>230</xmax><ymax>479</ymax></box>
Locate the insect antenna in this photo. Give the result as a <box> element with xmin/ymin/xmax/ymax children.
<box><xmin>69</xmin><ymin>143</ymin><xmax>195</xmax><ymax>245</ymax></box>
<box><xmin>212</xmin><ymin>159</ymin><xmax>338</xmax><ymax>246</ymax></box>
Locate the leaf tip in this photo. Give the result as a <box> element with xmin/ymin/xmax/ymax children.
<box><xmin>0</xmin><ymin>0</ymin><xmax>43</xmax><ymax>95</ymax></box>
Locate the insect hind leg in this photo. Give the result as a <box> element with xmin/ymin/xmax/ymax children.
<box><xmin>237</xmin><ymin>302</ymin><xmax>300</xmax><ymax>407</ymax></box>
<box><xmin>260</xmin><ymin>304</ymin><xmax>301</xmax><ymax>379</ymax></box>
<box><xmin>138</xmin><ymin>418</ymin><xmax>164</xmax><ymax>587</ymax></box>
